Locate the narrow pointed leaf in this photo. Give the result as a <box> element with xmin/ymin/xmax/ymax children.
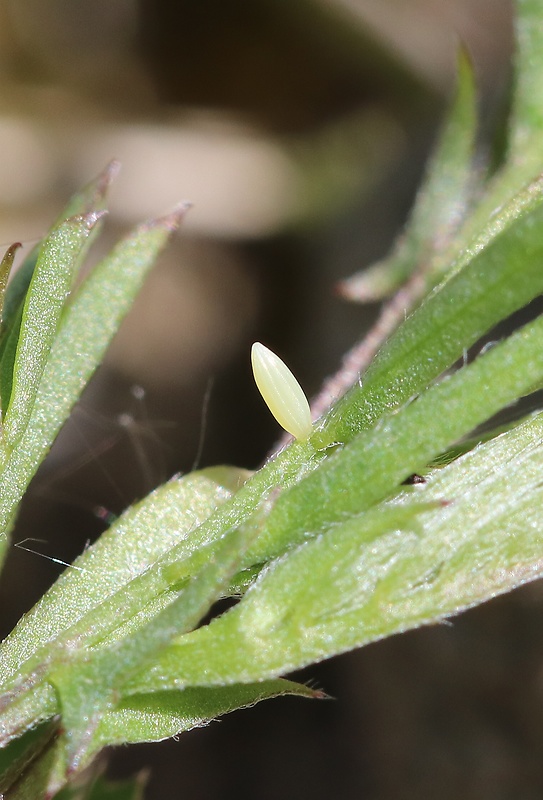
<box><xmin>0</xmin><ymin>681</ymin><xmax>58</xmax><ymax>751</ymax></box>
<box><xmin>341</xmin><ymin>49</ymin><xmax>477</xmax><ymax>301</ymax></box>
<box><xmin>2</xmin><ymin>213</ymin><xmax>103</xmax><ymax>448</ymax></box>
<box><xmin>127</xmin><ymin>410</ymin><xmax>543</xmax><ymax>688</ymax></box>
<box><xmin>0</xmin><ymin>243</ymin><xmax>21</xmax><ymax>331</ymax></box>
<box><xmin>507</xmin><ymin>0</ymin><xmax>543</xmax><ymax>171</ymax></box>
<box><xmin>94</xmin><ymin>679</ymin><xmax>320</xmax><ymax>748</ymax></box>
<box><xmin>0</xmin><ymin>719</ymin><xmax>59</xmax><ymax>796</ymax></box>
<box><xmin>0</xmin><ymin>207</ymin><xmax>186</xmax><ymax>564</ymax></box>
<box><xmin>2</xmin><ymin>729</ymin><xmax>65</xmax><ymax>800</ymax></box>
<box><xmin>136</xmin><ymin>304</ymin><xmax>543</xmax><ymax>622</ymax></box>
<box><xmin>0</xmin><ymin>468</ymin><xmax>243</xmax><ymax>687</ymax></box>
<box><xmin>1</xmin><ymin>161</ymin><xmax>118</xmax><ymax>345</ymax></box>
<box><xmin>323</xmin><ymin>195</ymin><xmax>543</xmax><ymax>444</ymax></box>
<box><xmin>48</xmin><ymin>519</ymin><xmax>253</xmax><ymax>774</ymax></box>
<box><xmin>455</xmin><ymin>0</ymin><xmax>543</xmax><ymax>233</ymax></box>
<box><xmin>256</xmin><ymin>310</ymin><xmax>543</xmax><ymax>559</ymax></box>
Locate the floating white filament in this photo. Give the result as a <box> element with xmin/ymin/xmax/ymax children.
<box><xmin>251</xmin><ymin>342</ymin><xmax>312</xmax><ymax>440</ymax></box>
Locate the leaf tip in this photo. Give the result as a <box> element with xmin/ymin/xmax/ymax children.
<box><xmin>141</xmin><ymin>202</ymin><xmax>192</xmax><ymax>234</ymax></box>
<box><xmin>91</xmin><ymin>159</ymin><xmax>121</xmax><ymax>203</ymax></box>
<box><xmin>66</xmin><ymin>209</ymin><xmax>108</xmax><ymax>232</ymax></box>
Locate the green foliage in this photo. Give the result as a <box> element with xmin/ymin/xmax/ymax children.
<box><xmin>3</xmin><ymin>1</ymin><xmax>543</xmax><ymax>796</ymax></box>
<box><xmin>341</xmin><ymin>48</ymin><xmax>477</xmax><ymax>300</ymax></box>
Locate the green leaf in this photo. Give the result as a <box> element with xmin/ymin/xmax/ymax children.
<box><xmin>341</xmin><ymin>48</ymin><xmax>477</xmax><ymax>301</ymax></box>
<box><xmin>0</xmin><ymin>162</ymin><xmax>117</xmax><ymax>349</ymax></box>
<box><xmin>7</xmin><ymin>4</ymin><xmax>543</xmax><ymax>784</ymax></box>
<box><xmin>440</xmin><ymin>170</ymin><xmax>543</xmax><ymax>281</ymax></box>
<box><xmin>6</xmin><ymin>196</ymin><xmax>543</xmax><ymax>756</ymax></box>
<box><xmin>323</xmin><ymin>194</ymin><xmax>543</xmax><ymax>443</ymax></box>
<box><xmin>0</xmin><ymin>469</ymin><xmax>244</xmax><ymax>687</ymax></box>
<box><xmin>6</xmin><ymin>734</ymin><xmax>145</xmax><ymax>800</ymax></box>
<box><xmin>0</xmin><ymin>164</ymin><xmax>114</xmax><ymax>426</ymax></box>
<box><xmin>94</xmin><ymin>679</ymin><xmax>320</xmax><ymax>748</ymax></box>
<box><xmin>453</xmin><ymin>0</ymin><xmax>543</xmax><ymax>235</ymax></box>
<box><xmin>0</xmin><ymin>682</ymin><xmax>57</xmax><ymax>751</ymax></box>
<box><xmin>0</xmin><ymin>719</ymin><xmax>58</xmax><ymax>796</ymax></box>
<box><xmin>0</xmin><ymin>243</ymin><xmax>21</xmax><ymax>332</ymax></box>
<box><xmin>8</xmin><ymin>169</ymin><xmax>543</xmax><ymax>695</ymax></box>
<box><xmin>124</xmin><ymin>307</ymin><xmax>543</xmax><ymax>693</ymax></box>
<box><xmin>254</xmin><ymin>309</ymin><xmax>543</xmax><ymax>560</ymax></box>
<box><xmin>1</xmin><ymin>213</ymin><xmax>103</xmax><ymax>448</ymax></box>
<box><xmin>48</xmin><ymin>517</ymin><xmax>256</xmax><ymax>774</ymax></box>
<box><xmin>507</xmin><ymin>0</ymin><xmax>543</xmax><ymax>172</ymax></box>
<box><xmin>0</xmin><ymin>207</ymin><xmax>186</xmax><ymax>566</ymax></box>
<box><xmin>56</xmin><ymin>161</ymin><xmax>120</xmax><ymax>224</ymax></box>
<box><xmin>0</xmin><ymin>304</ymin><xmax>23</xmax><ymax>434</ymax></box>
<box><xmin>2</xmin><ymin>727</ymin><xmax>65</xmax><ymax>800</ymax></box>
<box><xmin>0</xmin><ymin>252</ymin><xmax>35</xmax><ymax>352</ymax></box>
<box><xmin>0</xmin><ymin>468</ymin><xmax>255</xmax><ymax>770</ymax></box>
<box><xmin>126</xmin><ymin>410</ymin><xmax>543</xmax><ymax>688</ymax></box>
<box><xmin>10</xmin><ymin>244</ymin><xmax>539</xmax><ymax>704</ymax></box>
<box><xmin>137</xmin><ymin>188</ymin><xmax>543</xmax><ymax>600</ymax></box>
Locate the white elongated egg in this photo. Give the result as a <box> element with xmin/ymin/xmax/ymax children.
<box><xmin>251</xmin><ymin>342</ymin><xmax>312</xmax><ymax>440</ymax></box>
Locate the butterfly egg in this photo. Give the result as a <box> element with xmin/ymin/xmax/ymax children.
<box><xmin>251</xmin><ymin>342</ymin><xmax>312</xmax><ymax>440</ymax></box>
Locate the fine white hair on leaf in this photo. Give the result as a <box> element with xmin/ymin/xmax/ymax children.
<box><xmin>251</xmin><ymin>341</ymin><xmax>312</xmax><ymax>440</ymax></box>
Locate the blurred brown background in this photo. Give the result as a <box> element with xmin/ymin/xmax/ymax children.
<box><xmin>2</xmin><ymin>2</ymin><xmax>540</xmax><ymax>799</ymax></box>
